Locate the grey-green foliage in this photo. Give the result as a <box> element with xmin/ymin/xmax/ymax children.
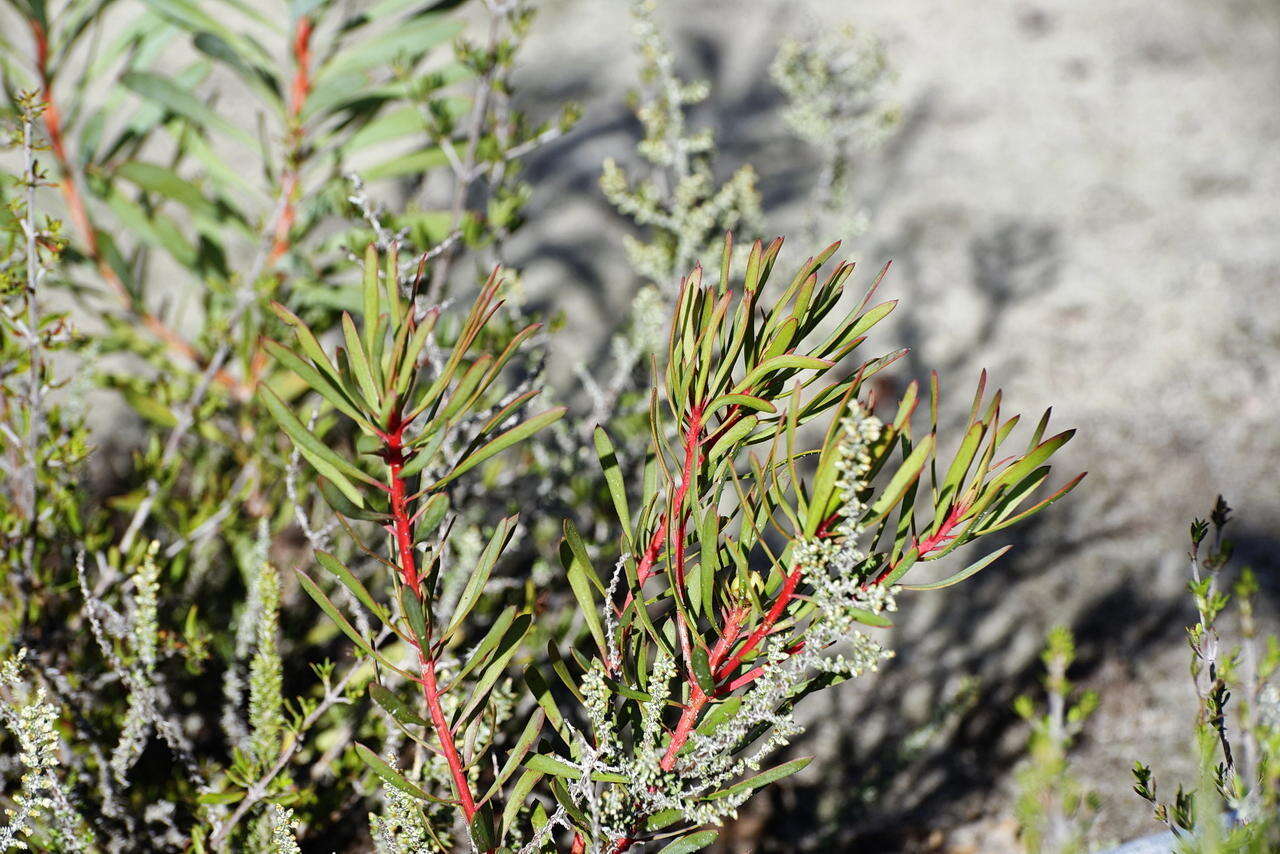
<box><xmin>0</xmin><ymin>0</ymin><xmax>572</xmax><ymax>849</ymax></box>
<box><xmin>1014</xmin><ymin>626</ymin><xmax>1100</xmax><ymax>854</ymax></box>
<box><xmin>1131</xmin><ymin>498</ymin><xmax>1280</xmax><ymax>853</ymax></box>
<box><xmin>0</xmin><ymin>650</ymin><xmax>95</xmax><ymax>852</ymax></box>
<box><xmin>771</xmin><ymin>24</ymin><xmax>898</xmax><ymax>244</ymax></box>
<box><xmin>600</xmin><ymin>0</ymin><xmax>762</xmax><ymax>289</ymax></box>
<box><xmin>533</xmin><ymin>237</ymin><xmax>1082</xmax><ymax>852</ymax></box>
<box><xmin>0</xmin><ymin>2</ymin><xmax>1090</xmax><ymax>853</ymax></box>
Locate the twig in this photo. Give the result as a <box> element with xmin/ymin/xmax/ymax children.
<box><xmin>18</xmin><ymin>100</ymin><xmax>43</xmax><ymax>581</ymax></box>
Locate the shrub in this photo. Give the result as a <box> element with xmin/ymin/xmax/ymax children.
<box><xmin>1131</xmin><ymin>498</ymin><xmax>1280</xmax><ymax>853</ymax></box>
<box><xmin>0</xmin><ymin>1</ymin><xmax>1083</xmax><ymax>851</ymax></box>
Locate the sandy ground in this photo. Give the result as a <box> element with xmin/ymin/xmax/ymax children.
<box><xmin>505</xmin><ymin>0</ymin><xmax>1280</xmax><ymax>848</ymax></box>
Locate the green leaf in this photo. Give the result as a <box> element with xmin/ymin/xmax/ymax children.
<box><xmin>734</xmin><ymin>354</ymin><xmax>832</xmax><ymax>395</ymax></box>
<box><xmin>692</xmin><ymin>645</ymin><xmax>715</xmax><ymax>693</ymax></box>
<box><xmin>261</xmin><ymin>386</ymin><xmax>377</xmax><ymax>507</ymax></box>
<box><xmin>524</xmin><ymin>752</ymin><xmax>576</xmax><ymax>783</ymax></box>
<box><xmin>523</xmin><ymin>667</ymin><xmax>570</xmax><ymax>744</ymax></box>
<box><xmin>318</xmin><ymin>478</ymin><xmax>390</xmax><ymax>523</ymax></box>
<box><xmin>482</xmin><ymin>710</ymin><xmax>544</xmax><ymax>803</ymax></box>
<box><xmin>901</xmin><ymin>545</ymin><xmax>1012</xmax><ymax>591</ymax></box>
<box><xmin>706</xmin><ymin>414</ymin><xmax>759</xmax><ymax>464</ymax></box>
<box><xmin>314</xmin><ymin>15</ymin><xmax>461</xmax><ymax>84</ymax></box>
<box><xmin>501</xmin><ymin>768</ymin><xmax>543</xmax><ymax>841</ymax></box>
<box><xmin>469</xmin><ymin>803</ymin><xmax>497</xmax><ymax>851</ymax></box>
<box><xmin>452</xmin><ymin>608</ymin><xmax>519</xmax><ymax>684</ymax></box>
<box><xmin>362</xmin><ymin>244</ymin><xmax>383</xmax><ymax>362</ymax></box>
<box><xmin>315</xmin><ymin>550</ymin><xmax>383</xmax><ymax>617</ymax></box>
<box><xmin>524</xmin><ymin>754</ymin><xmax>627</xmax><ymax>784</ymax></box>
<box><xmin>658</xmin><ymin>830</ymin><xmax>719</xmax><ymax>853</ymax></box>
<box><xmin>646</xmin><ymin>808</ymin><xmax>683</xmax><ymax>832</ymax></box>
<box><xmin>936</xmin><ymin>421</ymin><xmax>986</xmax><ymax>527</ymax></box>
<box><xmin>445</xmin><ymin>516</ymin><xmax>517</xmax><ymax>637</ymax></box>
<box><xmin>295</xmin><ymin>570</ymin><xmax>407</xmax><ymax>676</ymax></box>
<box><xmin>414</xmin><ymin>491</ymin><xmax>450</xmax><ymax>541</ymax></box>
<box><xmin>369</xmin><ymin>682</ymin><xmax>429</xmax><ymax>728</ymax></box>
<box><xmin>867</xmin><ymin>434</ymin><xmax>935</xmax><ymax>523</ymax></box>
<box><xmin>362</xmin><ymin>146</ymin><xmax>449</xmax><ymax>181</ymax></box>
<box><xmin>121</xmin><ymin>70</ymin><xmax>257</xmax><ymax>150</ymax></box>
<box><xmin>454</xmin><ymin>614</ymin><xmax>532</xmax><ymax>729</ymax></box>
<box><xmin>122</xmin><ymin>388</ymin><xmax>178</xmax><ymax>427</ymax></box>
<box><xmin>342</xmin><ymin>312</ymin><xmax>381</xmax><ymax>408</ymax></box>
<box><xmin>354</xmin><ymin>743</ymin><xmax>447</xmax><ymax>803</ymax></box>
<box><xmin>401</xmin><ymin>588</ymin><xmax>430</xmax><ymax>650</ymax></box>
<box><xmin>848</xmin><ymin>608</ymin><xmax>894</xmax><ymax>627</ymax></box>
<box><xmin>116</xmin><ymin>161</ymin><xmax>224</xmax><ymax>225</ymax></box>
<box><xmin>705</xmin><ymin>757</ymin><xmax>812</xmax><ymax>800</ymax></box>
<box><xmin>432</xmin><ymin>407</ymin><xmax>566</xmax><ymax>489</ymax></box>
<box><xmin>594</xmin><ymin>426</ymin><xmax>631</xmax><ymax>538</ymax></box>
<box><xmin>979</xmin><ymin>472</ymin><xmax>1086</xmax><ymax>535</ymax></box>
<box><xmin>987</xmin><ymin>430</ymin><xmax>1076</xmax><ymax>496</ymax></box>
<box><xmin>560</xmin><ymin>526</ymin><xmax>607</xmax><ymax>658</ymax></box>
<box><xmin>706</xmin><ymin>393</ymin><xmax>777</xmax><ymax>418</ymax></box>
<box><xmin>264</xmin><ymin>339</ymin><xmax>374</xmax><ymax>432</ymax></box>
<box><xmin>269</xmin><ymin>302</ymin><xmax>341</xmax><ymax>384</ymax></box>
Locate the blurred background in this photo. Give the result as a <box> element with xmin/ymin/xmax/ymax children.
<box><xmin>503</xmin><ymin>0</ymin><xmax>1280</xmax><ymax>849</ymax></box>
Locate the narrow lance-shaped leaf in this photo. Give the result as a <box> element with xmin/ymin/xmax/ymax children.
<box><xmin>594</xmin><ymin>426</ymin><xmax>632</xmax><ymax>539</ymax></box>
<box><xmin>432</xmin><ymin>406</ymin><xmax>566</xmax><ymax>489</ymax></box>
<box><xmin>354</xmin><ymin>743</ymin><xmax>449</xmax><ymax>804</ymax></box>
<box><xmin>704</xmin><ymin>756</ymin><xmax>813</xmax><ymax>800</ymax></box>
<box><xmin>341</xmin><ymin>312</ymin><xmax>381</xmax><ymax>408</ymax></box>
<box><xmin>866</xmin><ymin>434</ymin><xmax>935</xmax><ymax>523</ymax></box>
<box><xmin>295</xmin><ymin>570</ymin><xmax>410</xmax><ymax>677</ymax></box>
<box><xmin>901</xmin><ymin>545</ymin><xmax>1013</xmax><ymax>591</ymax></box>
<box><xmin>261</xmin><ymin>386</ymin><xmax>377</xmax><ymax>507</ymax></box>
<box><xmin>263</xmin><ymin>339</ymin><xmax>375</xmax><ymax>432</ymax></box>
<box><xmin>560</xmin><ymin>528</ymin><xmax>608</xmax><ymax>659</ymax></box>
<box><xmin>368</xmin><ymin>682</ymin><xmax>429</xmax><ymax>728</ymax></box>
<box><xmin>315</xmin><ymin>550</ymin><xmax>383</xmax><ymax>618</ymax></box>
<box><xmin>444</xmin><ymin>516</ymin><xmax>517</xmax><ymax>637</ymax></box>
<box><xmin>658</xmin><ymin>831</ymin><xmax>719</xmax><ymax>854</ymax></box>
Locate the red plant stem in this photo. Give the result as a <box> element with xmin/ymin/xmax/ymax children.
<box><xmin>659</xmin><ymin>605</ymin><xmax>746</xmax><ymax>772</ymax></box>
<box><xmin>668</xmin><ymin>406</ymin><xmax>705</xmax><ymax>671</ymax></box>
<box><xmin>385</xmin><ymin>425</ymin><xmax>481</xmax><ymax>830</ymax></box>
<box><xmin>268</xmin><ymin>16</ymin><xmax>313</xmax><ymax>265</ymax></box>
<box><xmin>724</xmin><ymin>641</ymin><xmax>806</xmax><ymax>692</ymax></box>
<box><xmin>635</xmin><ymin>517</ymin><xmax>668</xmax><ymax>587</ymax></box>
<box><xmin>872</xmin><ymin>500</ymin><xmax>969</xmax><ymax>586</ymax></box>
<box><xmin>669</xmin><ymin>406</ymin><xmax>703</xmax><ymax>589</ymax></box>
<box><xmin>386</xmin><ymin>444</ymin><xmax>421</xmax><ymax>595</ymax></box>
<box><xmin>712</xmin><ymin>567</ymin><xmax>803</xmax><ymax>684</ymax></box>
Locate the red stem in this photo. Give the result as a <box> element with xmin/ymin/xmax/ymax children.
<box><xmin>268</xmin><ymin>16</ymin><xmax>313</xmax><ymax>265</ymax></box>
<box><xmin>872</xmin><ymin>500</ymin><xmax>969</xmax><ymax>586</ymax></box>
<box><xmin>659</xmin><ymin>605</ymin><xmax>747</xmax><ymax>772</ymax></box>
<box><xmin>385</xmin><ymin>426</ymin><xmax>481</xmax><ymax>831</ymax></box>
<box><xmin>713</xmin><ymin>567</ymin><xmax>802</xmax><ymax>684</ymax></box>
